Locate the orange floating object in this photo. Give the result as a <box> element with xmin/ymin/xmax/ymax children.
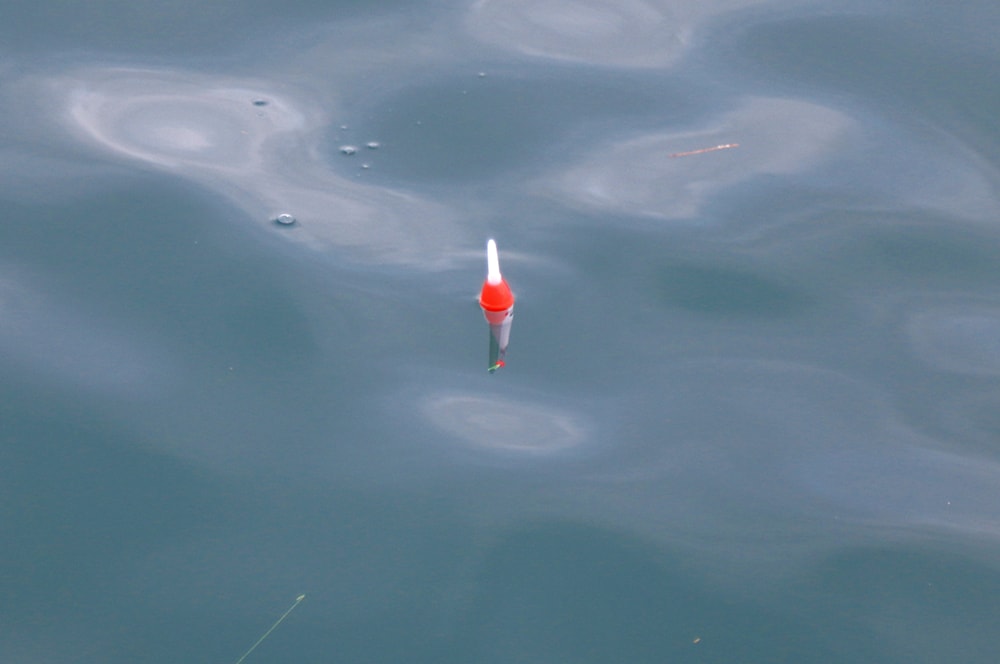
<box><xmin>479</xmin><ymin>239</ymin><xmax>514</xmax><ymax>372</ymax></box>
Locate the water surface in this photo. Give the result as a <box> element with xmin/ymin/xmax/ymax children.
<box><xmin>3</xmin><ymin>1</ymin><xmax>1000</xmax><ymax>662</ymax></box>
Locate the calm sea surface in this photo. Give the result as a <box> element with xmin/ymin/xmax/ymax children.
<box><xmin>3</xmin><ymin>1</ymin><xmax>1000</xmax><ymax>662</ymax></box>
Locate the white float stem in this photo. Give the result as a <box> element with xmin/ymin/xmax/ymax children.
<box><xmin>486</xmin><ymin>239</ymin><xmax>502</xmax><ymax>285</ymax></box>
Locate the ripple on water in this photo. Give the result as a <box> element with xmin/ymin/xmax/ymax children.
<box><xmin>422</xmin><ymin>393</ymin><xmax>586</xmax><ymax>455</ymax></box>
<box><xmin>65</xmin><ymin>70</ymin><xmax>306</xmax><ymax>170</ymax></box>
<box><xmin>49</xmin><ymin>67</ymin><xmax>463</xmax><ymax>264</ymax></box>
<box><xmin>542</xmin><ymin>96</ymin><xmax>851</xmax><ymax>221</ymax></box>
<box><xmin>906</xmin><ymin>301</ymin><xmax>1000</xmax><ymax>376</ymax></box>
<box><xmin>940</xmin><ymin>389</ymin><xmax>1000</xmax><ymax>452</ymax></box>
<box><xmin>466</xmin><ymin>0</ymin><xmax>760</xmax><ymax>68</ymax></box>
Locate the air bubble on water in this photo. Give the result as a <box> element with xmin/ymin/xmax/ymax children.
<box><xmin>339</xmin><ymin>145</ymin><xmax>357</xmax><ymax>155</ymax></box>
<box><xmin>361</xmin><ymin>163</ymin><xmax>371</xmax><ymax>170</ymax></box>
<box><xmin>477</xmin><ymin>71</ymin><xmax>487</xmax><ymax>78</ymax></box>
<box><xmin>365</xmin><ymin>141</ymin><xmax>380</xmax><ymax>150</ymax></box>
<box><xmin>274</xmin><ymin>213</ymin><xmax>296</xmax><ymax>226</ymax></box>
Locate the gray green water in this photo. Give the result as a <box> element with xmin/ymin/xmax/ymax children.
<box><xmin>3</xmin><ymin>1</ymin><xmax>1000</xmax><ymax>662</ymax></box>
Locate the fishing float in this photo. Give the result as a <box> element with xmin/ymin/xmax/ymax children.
<box><xmin>478</xmin><ymin>239</ymin><xmax>515</xmax><ymax>373</ymax></box>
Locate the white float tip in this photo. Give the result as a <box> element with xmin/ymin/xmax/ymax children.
<box><xmin>486</xmin><ymin>239</ymin><xmax>502</xmax><ymax>285</ymax></box>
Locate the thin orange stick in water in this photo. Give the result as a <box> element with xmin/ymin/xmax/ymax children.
<box><xmin>669</xmin><ymin>143</ymin><xmax>740</xmax><ymax>158</ymax></box>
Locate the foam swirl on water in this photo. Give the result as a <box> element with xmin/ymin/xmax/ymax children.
<box><xmin>542</xmin><ymin>96</ymin><xmax>851</xmax><ymax>221</ymax></box>
<box><xmin>53</xmin><ymin>67</ymin><xmax>461</xmax><ymax>264</ymax></box>
<box><xmin>466</xmin><ymin>0</ymin><xmax>760</xmax><ymax>68</ymax></box>
<box><xmin>423</xmin><ymin>394</ymin><xmax>585</xmax><ymax>455</ymax></box>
